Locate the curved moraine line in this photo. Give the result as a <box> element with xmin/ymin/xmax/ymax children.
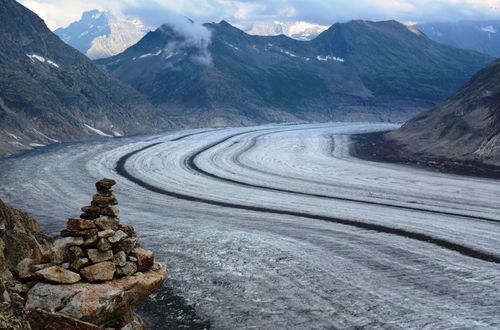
<box><xmin>115</xmin><ymin>128</ymin><xmax>500</xmax><ymax>264</ymax></box>
<box><xmin>227</xmin><ymin>131</ymin><xmax>500</xmax><ymax>216</ymax></box>
<box><xmin>187</xmin><ymin>128</ymin><xmax>499</xmax><ymax>223</ymax></box>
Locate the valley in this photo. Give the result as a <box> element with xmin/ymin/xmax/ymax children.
<box><xmin>1</xmin><ymin>123</ymin><xmax>498</xmax><ymax>329</ymax></box>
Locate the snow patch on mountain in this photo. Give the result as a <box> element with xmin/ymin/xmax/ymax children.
<box><xmin>26</xmin><ymin>54</ymin><xmax>60</xmax><ymax>68</ymax></box>
<box><xmin>244</xmin><ymin>21</ymin><xmax>329</xmax><ymax>40</ymax></box>
<box><xmin>84</xmin><ymin>124</ymin><xmax>112</xmax><ymax>137</ymax></box>
<box><xmin>481</xmin><ymin>26</ymin><xmax>498</xmax><ymax>33</ymax></box>
<box><xmin>316</xmin><ymin>55</ymin><xmax>345</xmax><ymax>63</ymax></box>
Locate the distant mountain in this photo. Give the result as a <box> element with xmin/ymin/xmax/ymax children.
<box><xmin>0</xmin><ymin>0</ymin><xmax>163</xmax><ymax>157</ymax></box>
<box><xmin>96</xmin><ymin>19</ymin><xmax>493</xmax><ymax>127</ymax></box>
<box><xmin>387</xmin><ymin>58</ymin><xmax>500</xmax><ymax>166</ymax></box>
<box><xmin>54</xmin><ymin>10</ymin><xmax>148</xmax><ymax>59</ymax></box>
<box><xmin>244</xmin><ymin>21</ymin><xmax>329</xmax><ymax>40</ymax></box>
<box><xmin>415</xmin><ymin>20</ymin><xmax>500</xmax><ymax>57</ymax></box>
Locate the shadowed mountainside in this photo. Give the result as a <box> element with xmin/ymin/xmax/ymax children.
<box><xmin>0</xmin><ymin>0</ymin><xmax>165</xmax><ymax>157</ymax></box>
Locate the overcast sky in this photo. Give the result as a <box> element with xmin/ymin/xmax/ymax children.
<box><xmin>19</xmin><ymin>0</ymin><xmax>500</xmax><ymax>30</ymax></box>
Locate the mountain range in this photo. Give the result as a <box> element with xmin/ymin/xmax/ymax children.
<box><xmin>96</xmin><ymin>19</ymin><xmax>493</xmax><ymax>127</ymax></box>
<box><xmin>243</xmin><ymin>21</ymin><xmax>329</xmax><ymax>40</ymax></box>
<box><xmin>0</xmin><ymin>0</ymin><xmax>163</xmax><ymax>157</ymax></box>
<box><xmin>415</xmin><ymin>20</ymin><xmax>500</xmax><ymax>57</ymax></box>
<box><xmin>387</xmin><ymin>57</ymin><xmax>500</xmax><ymax>166</ymax></box>
<box><xmin>54</xmin><ymin>10</ymin><xmax>148</xmax><ymax>59</ymax></box>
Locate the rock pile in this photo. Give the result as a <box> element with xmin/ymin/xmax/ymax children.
<box><xmin>24</xmin><ymin>178</ymin><xmax>159</xmax><ymax>284</ymax></box>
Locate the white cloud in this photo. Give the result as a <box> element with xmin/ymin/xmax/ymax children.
<box><xmin>18</xmin><ymin>0</ymin><xmax>500</xmax><ymax>31</ymax></box>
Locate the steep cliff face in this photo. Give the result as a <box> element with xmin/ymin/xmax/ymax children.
<box><xmin>387</xmin><ymin>58</ymin><xmax>500</xmax><ymax>166</ymax></box>
<box><xmin>0</xmin><ymin>0</ymin><xmax>163</xmax><ymax>158</ymax></box>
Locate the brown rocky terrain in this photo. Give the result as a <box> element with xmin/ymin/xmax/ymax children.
<box><xmin>385</xmin><ymin>58</ymin><xmax>500</xmax><ymax>167</ymax></box>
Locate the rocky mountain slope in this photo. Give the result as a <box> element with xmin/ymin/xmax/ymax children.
<box><xmin>0</xmin><ymin>0</ymin><xmax>163</xmax><ymax>157</ymax></box>
<box><xmin>386</xmin><ymin>58</ymin><xmax>500</xmax><ymax>166</ymax></box>
<box><xmin>97</xmin><ymin>19</ymin><xmax>493</xmax><ymax>127</ymax></box>
<box><xmin>415</xmin><ymin>20</ymin><xmax>500</xmax><ymax>57</ymax></box>
<box><xmin>244</xmin><ymin>21</ymin><xmax>329</xmax><ymax>40</ymax></box>
<box><xmin>54</xmin><ymin>10</ymin><xmax>149</xmax><ymax>59</ymax></box>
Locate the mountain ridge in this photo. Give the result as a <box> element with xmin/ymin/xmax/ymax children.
<box><xmin>54</xmin><ymin>10</ymin><xmax>148</xmax><ymax>59</ymax></box>
<box><xmin>0</xmin><ymin>0</ymin><xmax>164</xmax><ymax>157</ymax></box>
<box><xmin>96</xmin><ymin>19</ymin><xmax>493</xmax><ymax>127</ymax></box>
<box><xmin>415</xmin><ymin>20</ymin><xmax>500</xmax><ymax>57</ymax></box>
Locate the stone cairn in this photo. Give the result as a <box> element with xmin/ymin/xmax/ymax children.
<box><xmin>22</xmin><ymin>178</ymin><xmax>160</xmax><ymax>284</ymax></box>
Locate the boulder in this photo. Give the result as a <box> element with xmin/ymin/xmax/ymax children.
<box><xmin>80</xmin><ymin>262</ymin><xmax>116</xmax><ymax>282</ymax></box>
<box><xmin>68</xmin><ymin>246</ymin><xmax>85</xmax><ymax>260</ymax></box>
<box><xmin>70</xmin><ymin>258</ymin><xmax>89</xmax><ymax>272</ymax></box>
<box><xmin>131</xmin><ymin>248</ymin><xmax>154</xmax><ymax>272</ymax></box>
<box><xmin>87</xmin><ymin>249</ymin><xmax>113</xmax><ymax>263</ymax></box>
<box><xmin>98</xmin><ymin>229</ymin><xmax>115</xmax><ymax>238</ymax></box>
<box><xmin>95</xmin><ymin>178</ymin><xmax>116</xmax><ymax>191</ymax></box>
<box><xmin>97</xmin><ymin>238</ymin><xmax>112</xmax><ymax>252</ymax></box>
<box><xmin>108</xmin><ymin>230</ymin><xmax>127</xmax><ymax>244</ymax></box>
<box><xmin>31</xmin><ymin>263</ymin><xmax>52</xmax><ymax>272</ymax></box>
<box><xmin>94</xmin><ymin>216</ymin><xmax>119</xmax><ymax>231</ymax></box>
<box><xmin>17</xmin><ymin>258</ymin><xmax>34</xmax><ymax>279</ymax></box>
<box><xmin>61</xmin><ymin>228</ymin><xmax>98</xmax><ymax>239</ymax></box>
<box><xmin>83</xmin><ymin>235</ymin><xmax>98</xmax><ymax>248</ymax></box>
<box><xmin>112</xmin><ymin>251</ymin><xmax>127</xmax><ymax>267</ymax></box>
<box><xmin>117</xmin><ymin>262</ymin><xmax>137</xmax><ymax>277</ymax></box>
<box><xmin>67</xmin><ymin>218</ymin><xmax>96</xmax><ymax>231</ymax></box>
<box><xmin>116</xmin><ymin>238</ymin><xmax>137</xmax><ymax>254</ymax></box>
<box><xmin>91</xmin><ymin>195</ymin><xmax>118</xmax><ymax>208</ymax></box>
<box><xmin>26</xmin><ymin>265</ymin><xmax>167</xmax><ymax>326</ymax></box>
<box><xmin>35</xmin><ymin>266</ymin><xmax>81</xmax><ymax>284</ymax></box>
<box><xmin>99</xmin><ymin>207</ymin><xmax>119</xmax><ymax>217</ymax></box>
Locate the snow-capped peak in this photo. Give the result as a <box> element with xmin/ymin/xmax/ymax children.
<box><xmin>244</xmin><ymin>21</ymin><xmax>329</xmax><ymax>41</ymax></box>
<box><xmin>481</xmin><ymin>26</ymin><xmax>498</xmax><ymax>33</ymax></box>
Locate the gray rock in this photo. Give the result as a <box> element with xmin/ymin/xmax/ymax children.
<box><xmin>94</xmin><ymin>216</ymin><xmax>120</xmax><ymax>231</ymax></box>
<box><xmin>116</xmin><ymin>237</ymin><xmax>137</xmax><ymax>254</ymax></box>
<box><xmin>83</xmin><ymin>235</ymin><xmax>98</xmax><ymax>247</ymax></box>
<box><xmin>117</xmin><ymin>262</ymin><xmax>137</xmax><ymax>277</ymax></box>
<box><xmin>35</xmin><ymin>266</ymin><xmax>81</xmax><ymax>284</ymax></box>
<box><xmin>98</xmin><ymin>229</ymin><xmax>115</xmax><ymax>238</ymax></box>
<box><xmin>112</xmin><ymin>251</ymin><xmax>127</xmax><ymax>267</ymax></box>
<box><xmin>97</xmin><ymin>238</ymin><xmax>112</xmax><ymax>252</ymax></box>
<box><xmin>80</xmin><ymin>262</ymin><xmax>115</xmax><ymax>282</ymax></box>
<box><xmin>17</xmin><ymin>258</ymin><xmax>35</xmax><ymax>279</ymax></box>
<box><xmin>70</xmin><ymin>258</ymin><xmax>89</xmax><ymax>272</ymax></box>
<box><xmin>108</xmin><ymin>230</ymin><xmax>127</xmax><ymax>244</ymax></box>
<box><xmin>30</xmin><ymin>263</ymin><xmax>52</xmax><ymax>272</ymax></box>
<box><xmin>87</xmin><ymin>249</ymin><xmax>113</xmax><ymax>263</ymax></box>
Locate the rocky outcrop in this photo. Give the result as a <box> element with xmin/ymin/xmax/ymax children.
<box><xmin>0</xmin><ymin>200</ymin><xmax>54</xmax><ymax>329</ymax></box>
<box><xmin>0</xmin><ymin>178</ymin><xmax>168</xmax><ymax>329</ymax></box>
<box><xmin>26</xmin><ymin>264</ymin><xmax>167</xmax><ymax>328</ymax></box>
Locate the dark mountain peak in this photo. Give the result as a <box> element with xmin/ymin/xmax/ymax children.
<box><xmin>0</xmin><ymin>0</ymin><xmax>160</xmax><ymax>156</ymax></box>
<box><xmin>217</xmin><ymin>20</ymin><xmax>234</xmax><ymax>28</ymax></box>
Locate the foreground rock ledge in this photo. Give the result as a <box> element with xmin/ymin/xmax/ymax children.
<box><xmin>26</xmin><ymin>264</ymin><xmax>167</xmax><ymax>328</ymax></box>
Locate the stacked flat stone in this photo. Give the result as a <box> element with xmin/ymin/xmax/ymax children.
<box><xmin>38</xmin><ymin>178</ymin><xmax>157</xmax><ymax>283</ymax></box>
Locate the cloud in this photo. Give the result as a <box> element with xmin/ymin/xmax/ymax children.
<box><xmin>19</xmin><ymin>0</ymin><xmax>500</xmax><ymax>31</ymax></box>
